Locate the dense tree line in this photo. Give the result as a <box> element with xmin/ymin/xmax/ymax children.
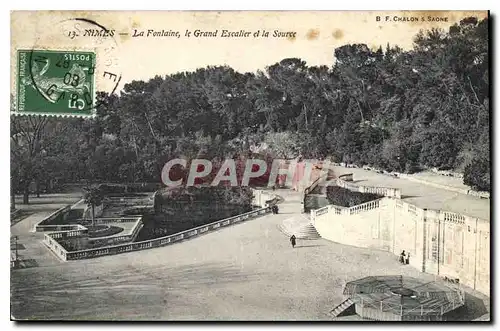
<box><xmin>10</xmin><ymin>17</ymin><xmax>490</xmax><ymax>206</ymax></box>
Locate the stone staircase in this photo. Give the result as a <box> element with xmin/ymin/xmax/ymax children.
<box><xmin>330</xmin><ymin>298</ymin><xmax>355</xmax><ymax>318</ymax></box>
<box><xmin>279</xmin><ymin>217</ymin><xmax>321</xmax><ymax>240</ymax></box>
<box><xmin>302</xmin><ymin>172</ymin><xmax>330</xmax><ymax>213</ymax></box>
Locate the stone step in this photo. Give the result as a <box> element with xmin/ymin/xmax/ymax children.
<box><xmin>279</xmin><ymin>222</ymin><xmax>321</xmax><ymax>240</ymax></box>
<box><xmin>330</xmin><ymin>298</ymin><xmax>355</xmax><ymax>317</ymax></box>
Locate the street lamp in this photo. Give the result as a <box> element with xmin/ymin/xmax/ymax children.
<box><xmin>12</xmin><ymin>236</ymin><xmax>18</xmax><ymax>268</ymax></box>
<box><xmin>15</xmin><ymin>236</ymin><xmax>18</xmax><ymax>262</ymax></box>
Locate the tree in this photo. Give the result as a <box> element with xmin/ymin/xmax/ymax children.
<box><xmin>8</xmin><ymin>17</ymin><xmax>489</xmax><ymax>192</ymax></box>
<box><xmin>11</xmin><ymin>113</ymin><xmax>49</xmax><ymax>204</ymax></box>
<box><xmin>264</xmin><ymin>132</ymin><xmax>302</xmax><ymax>159</ymax></box>
<box><xmin>464</xmin><ymin>157</ymin><xmax>490</xmax><ymax>192</ymax></box>
<box><xmin>83</xmin><ymin>186</ymin><xmax>104</xmax><ymax>228</ymax></box>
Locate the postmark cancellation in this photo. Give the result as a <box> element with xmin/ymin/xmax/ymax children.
<box><xmin>12</xmin><ymin>17</ymin><xmax>123</xmax><ymax>118</ymax></box>
<box><xmin>16</xmin><ymin>49</ymin><xmax>96</xmax><ymax>117</ymax></box>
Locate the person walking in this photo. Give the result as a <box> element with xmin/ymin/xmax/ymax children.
<box><xmin>290</xmin><ymin>234</ymin><xmax>297</xmax><ymax>248</ymax></box>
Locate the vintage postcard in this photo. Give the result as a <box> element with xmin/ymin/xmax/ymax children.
<box><xmin>10</xmin><ymin>10</ymin><xmax>490</xmax><ymax>321</ymax></box>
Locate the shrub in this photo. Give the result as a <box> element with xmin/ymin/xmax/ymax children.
<box><xmin>158</xmin><ymin>186</ymin><xmax>253</xmax><ymax>208</ymax></box>
<box><xmin>326</xmin><ymin>186</ymin><xmax>383</xmax><ymax>207</ymax></box>
<box><xmin>464</xmin><ymin>157</ymin><xmax>490</xmax><ymax>192</ymax></box>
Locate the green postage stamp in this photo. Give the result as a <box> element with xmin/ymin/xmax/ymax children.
<box><xmin>16</xmin><ymin>49</ymin><xmax>96</xmax><ymax>117</ymax></box>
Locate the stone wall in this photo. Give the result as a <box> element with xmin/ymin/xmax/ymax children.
<box><xmin>33</xmin><ymin>205</ymin><xmax>72</xmax><ymax>232</ymax></box>
<box><xmin>313</xmin><ymin>198</ymin><xmax>393</xmax><ymax>252</ymax></box>
<box><xmin>334</xmin><ymin>178</ymin><xmax>401</xmax><ymax>199</ymax></box>
<box><xmin>252</xmin><ymin>189</ymin><xmax>279</xmax><ymax>208</ymax></box>
<box><xmin>313</xmin><ymin>198</ymin><xmax>490</xmax><ymax>296</ymax></box>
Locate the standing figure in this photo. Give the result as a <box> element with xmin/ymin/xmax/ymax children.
<box><xmin>290</xmin><ymin>234</ymin><xmax>297</xmax><ymax>248</ymax></box>
<box><xmin>406</xmin><ymin>252</ymin><xmax>410</xmax><ymax>265</ymax></box>
<box><xmin>399</xmin><ymin>250</ymin><xmax>406</xmax><ymax>264</ymax></box>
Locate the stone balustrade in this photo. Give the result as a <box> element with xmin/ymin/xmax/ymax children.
<box><xmin>47</xmin><ymin>226</ymin><xmax>88</xmax><ymax>239</ymax></box>
<box><xmin>467</xmin><ymin>190</ymin><xmax>490</xmax><ymax>199</ymax></box>
<box><xmin>334</xmin><ymin>178</ymin><xmax>402</xmax><ymax>199</ymax></box>
<box><xmin>342</xmin><ymin>164</ymin><xmax>488</xmax><ymax>199</ymax></box>
<box><xmin>303</xmin><ymin>173</ymin><xmax>329</xmax><ymax>195</ymax></box>
<box><xmin>387</xmin><ymin>172</ymin><xmax>488</xmax><ymax>199</ymax></box>
<box><xmin>338</xmin><ymin>173</ymin><xmax>353</xmax><ymax>181</ymax></box>
<box><xmin>44</xmin><ymin>204</ymin><xmax>273</xmax><ymax>262</ymax></box>
<box><xmin>87</xmin><ymin>217</ymin><xmax>144</xmax><ymax>245</ymax></box>
<box><xmin>43</xmin><ymin>233</ymin><xmax>68</xmax><ymax>260</ymax></box>
<box><xmin>348</xmin><ymin>199</ymin><xmax>381</xmax><ymax>215</ymax></box>
<box><xmin>252</xmin><ymin>189</ymin><xmax>279</xmax><ymax>208</ymax></box>
<box><xmin>311</xmin><ymin>189</ymin><xmax>489</xmax><ymax>296</ymax></box>
<box><xmin>93</xmin><ymin>217</ymin><xmax>141</xmax><ymax>224</ymax></box>
<box><xmin>315</xmin><ymin>206</ymin><xmax>330</xmax><ymax>216</ymax></box>
<box><xmin>311</xmin><ymin>198</ymin><xmax>383</xmax><ymax>220</ymax></box>
<box><xmin>34</xmin><ymin>206</ymin><xmax>71</xmax><ymax>232</ymax></box>
<box><xmin>430</xmin><ymin>167</ymin><xmax>464</xmax><ymax>179</ymax></box>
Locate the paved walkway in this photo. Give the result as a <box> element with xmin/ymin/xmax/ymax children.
<box><xmin>407</xmin><ymin>171</ymin><xmax>468</xmax><ymax>190</ymax></box>
<box><xmin>11</xmin><ymin>173</ymin><xmax>490</xmax><ymax>321</ymax></box>
<box><xmin>10</xmin><ymin>189</ymin><xmax>488</xmax><ymax>321</ymax></box>
<box><xmin>11</xmin><ymin>195</ymin><xmax>81</xmax><ymax>268</ymax></box>
<box><xmin>11</xmin><ymin>212</ymin><xmax>63</xmax><ymax>268</ymax></box>
<box><xmin>330</xmin><ymin>166</ymin><xmax>490</xmax><ymax>220</ymax></box>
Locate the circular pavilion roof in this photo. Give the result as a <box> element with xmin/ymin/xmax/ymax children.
<box><xmin>343</xmin><ymin>275</ymin><xmax>464</xmax><ymax>317</ymax></box>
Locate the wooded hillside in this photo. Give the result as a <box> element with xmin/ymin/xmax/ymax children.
<box><xmin>11</xmin><ymin>17</ymin><xmax>489</xmax><ymax>206</ymax></box>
